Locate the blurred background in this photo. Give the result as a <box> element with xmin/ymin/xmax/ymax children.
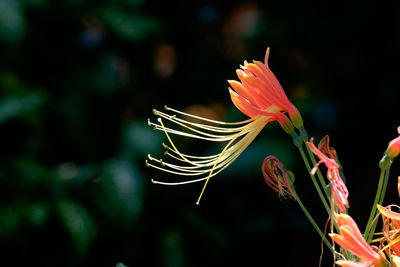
<box><xmin>0</xmin><ymin>0</ymin><xmax>399</xmax><ymax>266</ymax></box>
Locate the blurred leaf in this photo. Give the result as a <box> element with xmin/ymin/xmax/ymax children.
<box><xmin>24</xmin><ymin>0</ymin><xmax>46</xmax><ymax>7</ymax></box>
<box><xmin>90</xmin><ymin>55</ymin><xmax>121</xmax><ymax>93</ymax></box>
<box><xmin>102</xmin><ymin>6</ymin><xmax>160</xmax><ymax>42</ymax></box>
<box><xmin>26</xmin><ymin>201</ymin><xmax>49</xmax><ymax>227</ymax></box>
<box><xmin>98</xmin><ymin>159</ymin><xmax>144</xmax><ymax>224</ymax></box>
<box><xmin>0</xmin><ymin>92</ymin><xmax>47</xmax><ymax>124</ymax></box>
<box><xmin>54</xmin><ymin>162</ymin><xmax>95</xmax><ymax>186</ymax></box>
<box><xmin>0</xmin><ymin>72</ymin><xmax>27</xmax><ymax>94</ymax></box>
<box><xmin>162</xmin><ymin>230</ymin><xmax>184</xmax><ymax>267</ymax></box>
<box><xmin>115</xmin><ymin>263</ymin><xmax>128</xmax><ymax>267</ymax></box>
<box><xmin>122</xmin><ymin>121</ymin><xmax>164</xmax><ymax>159</ymax></box>
<box><xmin>12</xmin><ymin>159</ymin><xmax>50</xmax><ymax>184</ymax></box>
<box><xmin>57</xmin><ymin>199</ymin><xmax>96</xmax><ymax>254</ymax></box>
<box><xmin>0</xmin><ymin>0</ymin><xmax>26</xmax><ymax>43</ymax></box>
<box><xmin>0</xmin><ymin>205</ymin><xmax>21</xmax><ymax>236</ymax></box>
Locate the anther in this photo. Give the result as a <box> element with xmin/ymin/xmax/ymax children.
<box><xmin>152</xmin><ymin>109</ymin><xmax>158</xmax><ymax>115</ymax></box>
<box><xmin>160</xmin><ymin>159</ymin><xmax>165</xmax><ymax>166</ymax></box>
<box><xmin>162</xmin><ymin>143</ymin><xmax>168</xmax><ymax>149</ymax></box>
<box><xmin>147</xmin><ymin>118</ymin><xmax>151</xmax><ymax>127</ymax></box>
<box><xmin>164</xmin><ymin>105</ymin><xmax>169</xmax><ymax>110</ymax></box>
<box><xmin>145</xmin><ymin>160</ymin><xmax>149</xmax><ymax>167</ymax></box>
<box><xmin>151</xmin><ymin>179</ymin><xmax>157</xmax><ymax>184</ymax></box>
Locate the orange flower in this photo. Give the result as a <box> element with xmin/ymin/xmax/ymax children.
<box><xmin>307</xmin><ymin>137</ymin><xmax>349</xmax><ymax>213</ymax></box>
<box><xmin>317</xmin><ymin>134</ymin><xmax>339</xmax><ymax>163</ymax></box>
<box><xmin>262</xmin><ymin>156</ymin><xmax>295</xmax><ymax>199</ymax></box>
<box><xmin>387</xmin><ymin>126</ymin><xmax>400</xmax><ymax>158</ymax></box>
<box><xmin>228</xmin><ymin>47</ymin><xmax>303</xmax><ymax>133</ymax></box>
<box><xmin>147</xmin><ymin>49</ymin><xmax>304</xmax><ymax>203</ymax></box>
<box><xmin>335</xmin><ymin>260</ymin><xmax>375</xmax><ymax>267</ymax></box>
<box><xmin>377</xmin><ymin>204</ymin><xmax>400</xmax><ymax>256</ymax></box>
<box><xmin>330</xmin><ymin>214</ymin><xmax>386</xmax><ymax>267</ymax></box>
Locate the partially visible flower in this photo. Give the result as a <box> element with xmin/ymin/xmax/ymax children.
<box><xmin>317</xmin><ymin>135</ymin><xmax>339</xmax><ymax>163</ymax></box>
<box><xmin>147</xmin><ymin>49</ymin><xmax>303</xmax><ymax>203</ymax></box>
<box><xmin>392</xmin><ymin>255</ymin><xmax>400</xmax><ymax>267</ymax></box>
<box><xmin>397</xmin><ymin>177</ymin><xmax>400</xmax><ymax>199</ymax></box>
<box><xmin>335</xmin><ymin>260</ymin><xmax>376</xmax><ymax>267</ymax></box>
<box><xmin>262</xmin><ymin>155</ymin><xmax>295</xmax><ymax>199</ymax></box>
<box><xmin>387</xmin><ymin>126</ymin><xmax>400</xmax><ymax>158</ymax></box>
<box><xmin>330</xmin><ymin>213</ymin><xmax>387</xmax><ymax>267</ymax></box>
<box><xmin>307</xmin><ymin>137</ymin><xmax>349</xmax><ymax>213</ymax></box>
<box><xmin>377</xmin><ymin>204</ymin><xmax>400</xmax><ymax>256</ymax></box>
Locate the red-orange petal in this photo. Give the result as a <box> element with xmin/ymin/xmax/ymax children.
<box><xmin>378</xmin><ymin>205</ymin><xmax>400</xmax><ymax>221</ymax></box>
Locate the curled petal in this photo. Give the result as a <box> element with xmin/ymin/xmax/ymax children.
<box><xmin>318</xmin><ymin>135</ymin><xmax>339</xmax><ymax>163</ymax></box>
<box><xmin>262</xmin><ymin>156</ymin><xmax>295</xmax><ymax>199</ymax></box>
<box><xmin>378</xmin><ymin>205</ymin><xmax>400</xmax><ymax>221</ymax></box>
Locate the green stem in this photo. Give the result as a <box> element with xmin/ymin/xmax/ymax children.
<box><xmin>366</xmin><ymin>168</ymin><xmax>391</xmax><ymax>244</ymax></box>
<box><xmin>364</xmin><ymin>168</ymin><xmax>386</xmax><ymax>243</ymax></box>
<box><xmin>298</xmin><ymin>145</ymin><xmax>331</xmax><ymax>216</ymax></box>
<box><xmin>294</xmin><ymin>191</ymin><xmax>334</xmax><ymax>254</ymax></box>
<box><xmin>379</xmin><ymin>168</ymin><xmax>390</xmax><ymax>205</ymax></box>
<box><xmin>305</xmin><ymin>144</ymin><xmax>330</xmax><ymax>199</ymax></box>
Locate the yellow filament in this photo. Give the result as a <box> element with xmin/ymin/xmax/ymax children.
<box><xmin>148</xmin><ymin>109</ymin><xmax>268</xmax><ymax>203</ymax></box>
<box><xmin>196</xmin><ymin>137</ymin><xmax>238</xmax><ymax>205</ymax></box>
<box><xmin>164</xmin><ymin>106</ymin><xmax>253</xmax><ymax>125</ymax></box>
<box><xmin>380</xmin><ymin>234</ymin><xmax>400</xmax><ymax>253</ymax></box>
<box><xmin>157</xmin><ymin>118</ymin><xmax>203</xmax><ymax>166</ymax></box>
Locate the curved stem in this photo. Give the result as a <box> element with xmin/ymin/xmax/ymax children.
<box><xmin>294</xmin><ymin>190</ymin><xmax>334</xmax><ymax>254</ymax></box>
<box><xmin>379</xmin><ymin>168</ymin><xmax>390</xmax><ymax>206</ymax></box>
<box><xmin>298</xmin><ymin>145</ymin><xmax>331</xmax><ymax>216</ymax></box>
<box><xmin>364</xmin><ymin>168</ymin><xmax>386</xmax><ymax>243</ymax></box>
<box><xmin>365</xmin><ymin>168</ymin><xmax>391</xmax><ymax>244</ymax></box>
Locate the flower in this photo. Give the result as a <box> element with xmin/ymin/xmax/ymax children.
<box><xmin>261</xmin><ymin>155</ymin><xmax>295</xmax><ymax>199</ymax></box>
<box><xmin>377</xmin><ymin>204</ymin><xmax>400</xmax><ymax>256</ymax></box>
<box><xmin>317</xmin><ymin>134</ymin><xmax>339</xmax><ymax>164</ymax></box>
<box><xmin>147</xmin><ymin>49</ymin><xmax>302</xmax><ymax>204</ymax></box>
<box><xmin>228</xmin><ymin>47</ymin><xmax>303</xmax><ymax>132</ymax></box>
<box><xmin>330</xmin><ymin>213</ymin><xmax>386</xmax><ymax>267</ymax></box>
<box><xmin>387</xmin><ymin>126</ymin><xmax>400</xmax><ymax>158</ymax></box>
<box><xmin>307</xmin><ymin>137</ymin><xmax>349</xmax><ymax>213</ymax></box>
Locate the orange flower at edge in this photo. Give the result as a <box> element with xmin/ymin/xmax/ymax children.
<box><xmin>330</xmin><ymin>214</ymin><xmax>386</xmax><ymax>267</ymax></box>
<box><xmin>387</xmin><ymin>126</ymin><xmax>400</xmax><ymax>158</ymax></box>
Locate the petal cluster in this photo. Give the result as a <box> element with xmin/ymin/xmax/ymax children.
<box><xmin>262</xmin><ymin>155</ymin><xmax>295</xmax><ymax>199</ymax></box>
<box><xmin>228</xmin><ymin>48</ymin><xmax>303</xmax><ymax>134</ymax></box>
<box><xmin>377</xmin><ymin>204</ymin><xmax>400</xmax><ymax>256</ymax></box>
<box><xmin>330</xmin><ymin>214</ymin><xmax>385</xmax><ymax>266</ymax></box>
<box><xmin>307</xmin><ymin>137</ymin><xmax>349</xmax><ymax>213</ymax></box>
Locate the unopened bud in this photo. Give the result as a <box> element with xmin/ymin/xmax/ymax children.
<box><xmin>288</xmin><ymin>108</ymin><xmax>304</xmax><ymax>129</ymax></box>
<box><xmin>261</xmin><ymin>155</ymin><xmax>296</xmax><ymax>199</ymax></box>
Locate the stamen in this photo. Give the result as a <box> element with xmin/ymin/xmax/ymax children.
<box><xmin>155</xmin><ymin>110</ymin><xmax>238</xmax><ymax>140</ymax></box>
<box><xmin>196</xmin><ymin>137</ymin><xmax>237</xmax><ymax>205</ymax></box>
<box><xmin>148</xmin><ymin>107</ymin><xmax>268</xmax><ymax>203</ymax></box>
<box><xmin>155</xmin><ymin>109</ymin><xmax>249</xmax><ymax>134</ymax></box>
<box><xmin>165</xmin><ymin>106</ymin><xmax>253</xmax><ymax>125</ymax></box>
<box><xmin>149</xmin><ymin>120</ymin><xmax>233</xmax><ymax>142</ymax></box>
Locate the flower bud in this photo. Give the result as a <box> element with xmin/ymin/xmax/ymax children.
<box><xmin>261</xmin><ymin>155</ymin><xmax>295</xmax><ymax>199</ymax></box>
<box><xmin>387</xmin><ymin>126</ymin><xmax>400</xmax><ymax>158</ymax></box>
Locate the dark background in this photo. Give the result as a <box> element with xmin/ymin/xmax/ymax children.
<box><xmin>0</xmin><ymin>0</ymin><xmax>399</xmax><ymax>266</ymax></box>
